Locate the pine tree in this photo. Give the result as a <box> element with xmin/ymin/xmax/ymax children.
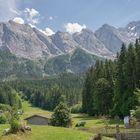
<box><xmin>51</xmin><ymin>102</ymin><xmax>71</xmax><ymax>127</ymax></box>
<box><xmin>135</xmin><ymin>39</ymin><xmax>140</xmax><ymax>88</ymax></box>
<box><xmin>112</xmin><ymin>44</ymin><xmax>127</xmax><ymax>117</ymax></box>
<box><xmin>93</xmin><ymin>78</ymin><xmax>112</xmax><ymax>115</ymax></box>
<box><xmin>82</xmin><ymin>66</ymin><xmax>94</xmax><ymax>114</ymax></box>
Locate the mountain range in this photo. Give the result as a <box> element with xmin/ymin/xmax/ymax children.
<box><xmin>0</xmin><ymin>20</ymin><xmax>139</xmax><ymax>79</ymax></box>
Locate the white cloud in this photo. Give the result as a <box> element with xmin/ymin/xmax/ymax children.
<box><xmin>0</xmin><ymin>0</ymin><xmax>20</xmax><ymax>21</ymax></box>
<box><xmin>39</xmin><ymin>28</ymin><xmax>55</xmax><ymax>36</ymax></box>
<box><xmin>0</xmin><ymin>1</ymin><xmax>42</xmax><ymax>28</ymax></box>
<box><xmin>13</xmin><ymin>17</ymin><xmax>25</xmax><ymax>24</ymax></box>
<box><xmin>64</xmin><ymin>23</ymin><xmax>86</xmax><ymax>34</ymax></box>
<box><xmin>24</xmin><ymin>8</ymin><xmax>39</xmax><ymax>19</ymax></box>
<box><xmin>24</xmin><ymin>8</ymin><xmax>40</xmax><ymax>25</ymax></box>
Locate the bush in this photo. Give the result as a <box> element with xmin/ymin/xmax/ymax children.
<box><xmin>0</xmin><ymin>114</ymin><xmax>7</xmax><ymax>124</ymax></box>
<box><xmin>71</xmin><ymin>104</ymin><xmax>82</xmax><ymax>113</ymax></box>
<box><xmin>135</xmin><ymin>107</ymin><xmax>140</xmax><ymax>121</ymax></box>
<box><xmin>10</xmin><ymin>119</ymin><xmax>21</xmax><ymax>133</ymax></box>
<box><xmin>75</xmin><ymin>121</ymin><xmax>86</xmax><ymax>127</ymax></box>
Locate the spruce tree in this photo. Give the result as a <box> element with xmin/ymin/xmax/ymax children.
<box><xmin>51</xmin><ymin>102</ymin><xmax>71</xmax><ymax>127</ymax></box>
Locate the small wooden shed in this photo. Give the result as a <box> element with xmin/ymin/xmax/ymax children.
<box><xmin>24</xmin><ymin>115</ymin><xmax>51</xmax><ymax>125</ymax></box>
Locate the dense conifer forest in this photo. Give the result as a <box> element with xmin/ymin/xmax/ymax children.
<box><xmin>82</xmin><ymin>39</ymin><xmax>140</xmax><ymax>117</ymax></box>
<box><xmin>9</xmin><ymin>73</ymin><xmax>84</xmax><ymax>110</ymax></box>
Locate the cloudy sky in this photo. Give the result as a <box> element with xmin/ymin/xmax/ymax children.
<box><xmin>0</xmin><ymin>0</ymin><xmax>140</xmax><ymax>35</ymax></box>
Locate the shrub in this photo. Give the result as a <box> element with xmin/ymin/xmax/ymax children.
<box><xmin>10</xmin><ymin>119</ymin><xmax>21</xmax><ymax>133</ymax></box>
<box><xmin>0</xmin><ymin>114</ymin><xmax>7</xmax><ymax>124</ymax></box>
<box><xmin>135</xmin><ymin>107</ymin><xmax>140</xmax><ymax>121</ymax></box>
<box><xmin>75</xmin><ymin>121</ymin><xmax>86</xmax><ymax>127</ymax></box>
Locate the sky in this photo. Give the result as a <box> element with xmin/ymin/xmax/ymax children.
<box><xmin>0</xmin><ymin>0</ymin><xmax>140</xmax><ymax>35</ymax></box>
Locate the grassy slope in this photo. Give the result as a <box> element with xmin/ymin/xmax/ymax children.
<box><xmin>0</xmin><ymin>125</ymin><xmax>115</xmax><ymax>140</ymax></box>
<box><xmin>26</xmin><ymin>125</ymin><xmax>92</xmax><ymax>140</ymax></box>
<box><xmin>22</xmin><ymin>101</ymin><xmax>52</xmax><ymax>118</ymax></box>
<box><xmin>0</xmin><ymin>102</ymin><xmax>115</xmax><ymax>140</ymax></box>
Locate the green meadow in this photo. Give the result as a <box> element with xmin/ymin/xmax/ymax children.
<box><xmin>0</xmin><ymin>101</ymin><xmax>116</xmax><ymax>140</ymax></box>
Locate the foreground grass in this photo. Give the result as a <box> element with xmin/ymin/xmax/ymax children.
<box><xmin>27</xmin><ymin>125</ymin><xmax>92</xmax><ymax>140</ymax></box>
<box><xmin>0</xmin><ymin>125</ymin><xmax>92</xmax><ymax>140</ymax></box>
<box><xmin>0</xmin><ymin>125</ymin><xmax>115</xmax><ymax>140</ymax></box>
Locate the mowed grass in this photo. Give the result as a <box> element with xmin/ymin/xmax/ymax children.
<box><xmin>0</xmin><ymin>125</ymin><xmax>92</xmax><ymax>140</ymax></box>
<box><xmin>72</xmin><ymin>114</ymin><xmax>123</xmax><ymax>128</ymax></box>
<box><xmin>27</xmin><ymin>125</ymin><xmax>115</xmax><ymax>140</ymax></box>
<box><xmin>0</xmin><ymin>125</ymin><xmax>115</xmax><ymax>140</ymax></box>
<box><xmin>26</xmin><ymin>125</ymin><xmax>92</xmax><ymax>140</ymax></box>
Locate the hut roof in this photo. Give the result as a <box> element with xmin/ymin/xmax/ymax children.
<box><xmin>24</xmin><ymin>114</ymin><xmax>50</xmax><ymax>120</ymax></box>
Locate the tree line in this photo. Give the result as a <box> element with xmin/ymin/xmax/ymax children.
<box><xmin>82</xmin><ymin>39</ymin><xmax>140</xmax><ymax>118</ymax></box>
<box><xmin>10</xmin><ymin>73</ymin><xmax>84</xmax><ymax>111</ymax></box>
<box><xmin>0</xmin><ymin>83</ymin><xmax>22</xmax><ymax>109</ymax></box>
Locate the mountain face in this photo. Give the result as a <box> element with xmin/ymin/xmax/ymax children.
<box><xmin>0</xmin><ymin>20</ymin><xmax>140</xmax><ymax>79</ymax></box>
<box><xmin>51</xmin><ymin>31</ymin><xmax>79</xmax><ymax>54</ymax></box>
<box><xmin>95</xmin><ymin>21</ymin><xmax>140</xmax><ymax>53</ymax></box>
<box><xmin>0</xmin><ymin>21</ymin><xmax>51</xmax><ymax>60</ymax></box>
<box><xmin>95</xmin><ymin>24</ymin><xmax>124</xmax><ymax>53</ymax></box>
<box><xmin>44</xmin><ymin>48</ymin><xmax>101</xmax><ymax>75</ymax></box>
<box><xmin>73</xmin><ymin>29</ymin><xmax>113</xmax><ymax>57</ymax></box>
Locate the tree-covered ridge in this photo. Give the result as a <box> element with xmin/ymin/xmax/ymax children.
<box><xmin>82</xmin><ymin>39</ymin><xmax>140</xmax><ymax>117</ymax></box>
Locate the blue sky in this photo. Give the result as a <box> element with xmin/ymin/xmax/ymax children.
<box><xmin>1</xmin><ymin>0</ymin><xmax>140</xmax><ymax>34</ymax></box>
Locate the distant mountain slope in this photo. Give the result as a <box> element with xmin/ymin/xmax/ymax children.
<box><xmin>44</xmin><ymin>48</ymin><xmax>101</xmax><ymax>75</ymax></box>
<box><xmin>95</xmin><ymin>21</ymin><xmax>140</xmax><ymax>53</ymax></box>
<box><xmin>0</xmin><ymin>50</ymin><xmax>42</xmax><ymax>80</ymax></box>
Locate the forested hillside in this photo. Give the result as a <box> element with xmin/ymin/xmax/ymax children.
<box><xmin>10</xmin><ymin>73</ymin><xmax>84</xmax><ymax>110</ymax></box>
<box><xmin>82</xmin><ymin>39</ymin><xmax>140</xmax><ymax>117</ymax></box>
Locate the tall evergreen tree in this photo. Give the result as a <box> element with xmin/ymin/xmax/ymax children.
<box><xmin>135</xmin><ymin>39</ymin><xmax>140</xmax><ymax>88</ymax></box>
<box><xmin>112</xmin><ymin>44</ymin><xmax>127</xmax><ymax>117</ymax></box>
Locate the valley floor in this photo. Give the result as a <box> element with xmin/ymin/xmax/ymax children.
<box><xmin>0</xmin><ymin>102</ymin><xmax>116</xmax><ymax>140</ymax></box>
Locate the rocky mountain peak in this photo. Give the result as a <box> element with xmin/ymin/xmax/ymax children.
<box><xmin>0</xmin><ymin>20</ymin><xmax>140</xmax><ymax>77</ymax></box>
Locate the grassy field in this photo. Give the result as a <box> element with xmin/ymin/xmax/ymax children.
<box><xmin>21</xmin><ymin>101</ymin><xmax>52</xmax><ymax>118</ymax></box>
<box><xmin>73</xmin><ymin>114</ymin><xmax>123</xmax><ymax>127</ymax></box>
<box><xmin>72</xmin><ymin>114</ymin><xmax>138</xmax><ymax>134</ymax></box>
<box><xmin>0</xmin><ymin>101</ymin><xmax>116</xmax><ymax>140</ymax></box>
<box><xmin>0</xmin><ymin>125</ymin><xmax>92</xmax><ymax>140</ymax></box>
<box><xmin>0</xmin><ymin>125</ymin><xmax>115</xmax><ymax>140</ymax></box>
